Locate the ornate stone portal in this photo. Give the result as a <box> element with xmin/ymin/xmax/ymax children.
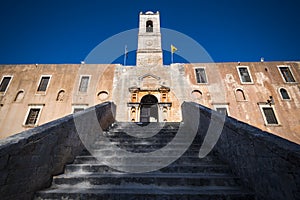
<box><xmin>128</xmin><ymin>85</ymin><xmax>172</xmax><ymax>122</ymax></box>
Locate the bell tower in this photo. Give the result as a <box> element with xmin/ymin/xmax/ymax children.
<box><xmin>136</xmin><ymin>11</ymin><xmax>163</xmax><ymax>67</ymax></box>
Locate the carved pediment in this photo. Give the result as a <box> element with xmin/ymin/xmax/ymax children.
<box><xmin>139</xmin><ymin>74</ymin><xmax>160</xmax><ymax>89</ymax></box>
<box><xmin>138</xmin><ymin>73</ymin><xmax>160</xmax><ymax>81</ymax></box>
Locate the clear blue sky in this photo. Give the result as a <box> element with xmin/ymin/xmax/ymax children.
<box><xmin>0</xmin><ymin>0</ymin><xmax>299</xmax><ymax>64</ymax></box>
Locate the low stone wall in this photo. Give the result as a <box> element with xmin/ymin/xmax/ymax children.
<box><xmin>182</xmin><ymin>102</ymin><xmax>300</xmax><ymax>200</ymax></box>
<box><xmin>0</xmin><ymin>102</ymin><xmax>115</xmax><ymax>200</ymax></box>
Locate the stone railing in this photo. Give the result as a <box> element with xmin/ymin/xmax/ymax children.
<box><xmin>0</xmin><ymin>102</ymin><xmax>115</xmax><ymax>200</ymax></box>
<box><xmin>182</xmin><ymin>102</ymin><xmax>300</xmax><ymax>200</ymax></box>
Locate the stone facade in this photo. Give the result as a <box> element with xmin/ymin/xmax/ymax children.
<box><xmin>0</xmin><ymin>11</ymin><xmax>300</xmax><ymax>145</ymax></box>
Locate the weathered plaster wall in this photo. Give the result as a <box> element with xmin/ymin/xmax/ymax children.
<box><xmin>184</xmin><ymin>61</ymin><xmax>300</xmax><ymax>143</ymax></box>
<box><xmin>0</xmin><ymin>64</ymin><xmax>116</xmax><ymax>139</ymax></box>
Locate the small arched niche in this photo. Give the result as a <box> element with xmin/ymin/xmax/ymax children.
<box><xmin>131</xmin><ymin>107</ymin><xmax>136</xmax><ymax>113</ymax></box>
<box><xmin>191</xmin><ymin>90</ymin><xmax>202</xmax><ymax>99</ymax></box>
<box><xmin>56</xmin><ymin>90</ymin><xmax>65</xmax><ymax>101</ymax></box>
<box><xmin>97</xmin><ymin>91</ymin><xmax>109</xmax><ymax>101</ymax></box>
<box><xmin>235</xmin><ymin>89</ymin><xmax>246</xmax><ymax>101</ymax></box>
<box><xmin>14</xmin><ymin>90</ymin><xmax>25</xmax><ymax>102</ymax></box>
<box><xmin>279</xmin><ymin>88</ymin><xmax>290</xmax><ymax>100</ymax></box>
<box><xmin>132</xmin><ymin>93</ymin><xmax>137</xmax><ymax>102</ymax></box>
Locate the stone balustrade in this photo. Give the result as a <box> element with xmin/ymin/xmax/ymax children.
<box><xmin>182</xmin><ymin>102</ymin><xmax>300</xmax><ymax>200</ymax></box>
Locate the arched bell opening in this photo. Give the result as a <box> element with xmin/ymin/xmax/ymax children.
<box><xmin>146</xmin><ymin>20</ymin><xmax>153</xmax><ymax>32</ymax></box>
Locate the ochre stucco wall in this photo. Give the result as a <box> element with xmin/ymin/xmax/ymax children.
<box><xmin>0</xmin><ymin>62</ymin><xmax>299</xmax><ymax>145</ymax></box>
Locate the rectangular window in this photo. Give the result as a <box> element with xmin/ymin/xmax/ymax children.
<box><xmin>213</xmin><ymin>104</ymin><xmax>229</xmax><ymax>116</ymax></box>
<box><xmin>73</xmin><ymin>108</ymin><xmax>84</xmax><ymax>113</ymax></box>
<box><xmin>37</xmin><ymin>76</ymin><xmax>51</xmax><ymax>92</ymax></box>
<box><xmin>0</xmin><ymin>76</ymin><xmax>12</xmax><ymax>93</ymax></box>
<box><xmin>25</xmin><ymin>109</ymin><xmax>40</xmax><ymax>125</ymax></box>
<box><xmin>237</xmin><ymin>66</ymin><xmax>253</xmax><ymax>83</ymax></box>
<box><xmin>278</xmin><ymin>66</ymin><xmax>296</xmax><ymax>83</ymax></box>
<box><xmin>262</xmin><ymin>107</ymin><xmax>278</xmax><ymax>124</ymax></box>
<box><xmin>72</xmin><ymin>104</ymin><xmax>88</xmax><ymax>113</ymax></box>
<box><xmin>259</xmin><ymin>104</ymin><xmax>279</xmax><ymax>125</ymax></box>
<box><xmin>216</xmin><ymin>107</ymin><xmax>228</xmax><ymax>115</ymax></box>
<box><xmin>24</xmin><ymin>105</ymin><xmax>43</xmax><ymax>126</ymax></box>
<box><xmin>195</xmin><ymin>68</ymin><xmax>208</xmax><ymax>83</ymax></box>
<box><xmin>79</xmin><ymin>76</ymin><xmax>90</xmax><ymax>92</ymax></box>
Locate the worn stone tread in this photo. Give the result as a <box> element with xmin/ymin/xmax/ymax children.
<box><xmin>54</xmin><ymin>172</ymin><xmax>238</xmax><ymax>179</ymax></box>
<box><xmin>37</xmin><ymin>185</ymin><xmax>252</xmax><ymax>194</ymax></box>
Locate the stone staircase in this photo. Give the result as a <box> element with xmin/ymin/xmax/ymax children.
<box><xmin>34</xmin><ymin>122</ymin><xmax>255</xmax><ymax>200</ymax></box>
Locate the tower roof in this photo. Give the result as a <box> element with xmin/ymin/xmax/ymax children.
<box><xmin>140</xmin><ymin>11</ymin><xmax>159</xmax><ymax>15</ymax></box>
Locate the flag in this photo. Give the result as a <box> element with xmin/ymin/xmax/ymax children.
<box><xmin>171</xmin><ymin>44</ymin><xmax>177</xmax><ymax>53</ymax></box>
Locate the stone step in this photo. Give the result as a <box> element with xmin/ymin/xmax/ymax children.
<box><xmin>72</xmin><ymin>155</ymin><xmax>223</xmax><ymax>165</ymax></box>
<box><xmin>94</xmin><ymin>139</ymin><xmax>199</xmax><ymax>144</ymax></box>
<box><xmin>33</xmin><ymin>122</ymin><xmax>254</xmax><ymax>199</ymax></box>
<box><xmin>110</xmin><ymin>130</ymin><xmax>180</xmax><ymax>134</ymax></box>
<box><xmin>109</xmin><ymin>126</ymin><xmax>180</xmax><ymax>130</ymax></box>
<box><xmin>91</xmin><ymin>142</ymin><xmax>203</xmax><ymax>149</ymax></box>
<box><xmin>78</xmin><ymin>148</ymin><xmax>219</xmax><ymax>158</ymax></box>
<box><xmin>110</xmin><ymin>129</ymin><xmax>182</xmax><ymax>133</ymax></box>
<box><xmin>99</xmin><ymin>136</ymin><xmax>196</xmax><ymax>145</ymax></box>
<box><xmin>35</xmin><ymin>185</ymin><xmax>254</xmax><ymax>200</ymax></box>
<box><xmin>89</xmin><ymin>147</ymin><xmax>204</xmax><ymax>154</ymax></box>
<box><xmin>90</xmin><ymin>146</ymin><xmax>203</xmax><ymax>152</ymax></box>
<box><xmin>65</xmin><ymin>163</ymin><xmax>231</xmax><ymax>174</ymax></box>
<box><xmin>112</xmin><ymin>122</ymin><xmax>182</xmax><ymax>127</ymax></box>
<box><xmin>108</xmin><ymin>129</ymin><xmax>181</xmax><ymax>134</ymax></box>
<box><xmin>103</xmin><ymin>133</ymin><xmax>180</xmax><ymax>140</ymax></box>
<box><xmin>52</xmin><ymin>172</ymin><xmax>242</xmax><ymax>187</ymax></box>
<box><xmin>108</xmin><ymin>123</ymin><xmax>182</xmax><ymax>135</ymax></box>
<box><xmin>81</xmin><ymin>148</ymin><xmax>205</xmax><ymax>157</ymax></box>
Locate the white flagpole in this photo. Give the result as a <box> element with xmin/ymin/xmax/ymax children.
<box><xmin>171</xmin><ymin>51</ymin><xmax>173</xmax><ymax>64</ymax></box>
<box><xmin>124</xmin><ymin>45</ymin><xmax>127</xmax><ymax>66</ymax></box>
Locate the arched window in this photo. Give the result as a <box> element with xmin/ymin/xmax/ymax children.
<box><xmin>235</xmin><ymin>89</ymin><xmax>246</xmax><ymax>101</ymax></box>
<box><xmin>56</xmin><ymin>90</ymin><xmax>65</xmax><ymax>101</ymax></box>
<box><xmin>146</xmin><ymin>20</ymin><xmax>153</xmax><ymax>32</ymax></box>
<box><xmin>14</xmin><ymin>90</ymin><xmax>24</xmax><ymax>102</ymax></box>
<box><xmin>279</xmin><ymin>88</ymin><xmax>290</xmax><ymax>100</ymax></box>
<box><xmin>97</xmin><ymin>91</ymin><xmax>109</xmax><ymax>101</ymax></box>
<box><xmin>131</xmin><ymin>107</ymin><xmax>136</xmax><ymax>113</ymax></box>
<box><xmin>191</xmin><ymin>90</ymin><xmax>202</xmax><ymax>99</ymax></box>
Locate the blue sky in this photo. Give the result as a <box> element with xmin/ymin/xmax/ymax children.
<box><xmin>0</xmin><ymin>0</ymin><xmax>299</xmax><ymax>64</ymax></box>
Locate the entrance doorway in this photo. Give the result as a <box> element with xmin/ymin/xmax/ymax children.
<box><xmin>140</xmin><ymin>95</ymin><xmax>158</xmax><ymax>122</ymax></box>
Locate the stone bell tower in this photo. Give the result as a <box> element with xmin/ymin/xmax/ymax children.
<box><xmin>136</xmin><ymin>11</ymin><xmax>163</xmax><ymax>67</ymax></box>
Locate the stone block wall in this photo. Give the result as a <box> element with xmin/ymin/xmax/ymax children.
<box><xmin>182</xmin><ymin>102</ymin><xmax>300</xmax><ymax>200</ymax></box>
<box><xmin>0</xmin><ymin>102</ymin><xmax>115</xmax><ymax>200</ymax></box>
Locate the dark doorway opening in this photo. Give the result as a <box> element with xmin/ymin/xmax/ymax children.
<box><xmin>140</xmin><ymin>94</ymin><xmax>158</xmax><ymax>122</ymax></box>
